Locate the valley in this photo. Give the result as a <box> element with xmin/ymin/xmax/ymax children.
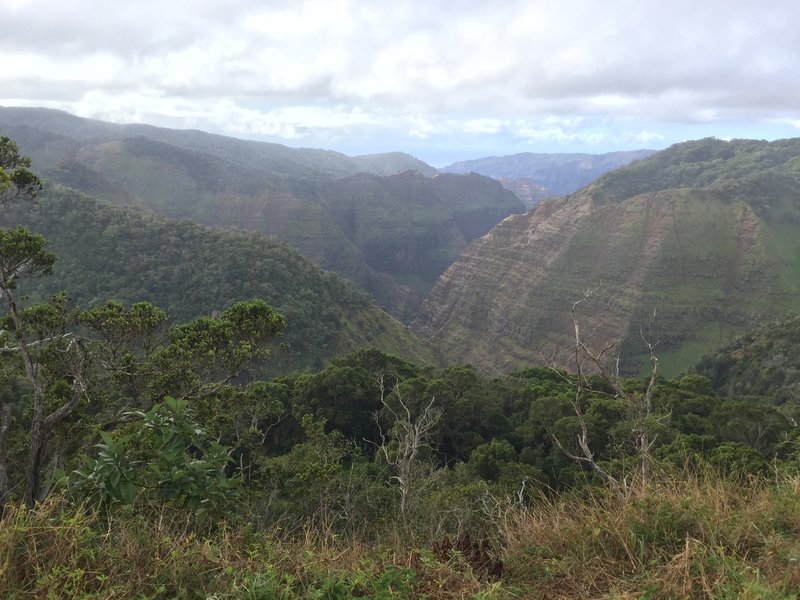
<box><xmin>0</xmin><ymin>107</ymin><xmax>523</xmax><ymax>322</ymax></box>
<box><xmin>2</xmin><ymin>114</ymin><xmax>800</xmax><ymax>599</ymax></box>
<box><xmin>4</xmin><ymin>110</ymin><xmax>800</xmax><ymax>378</ymax></box>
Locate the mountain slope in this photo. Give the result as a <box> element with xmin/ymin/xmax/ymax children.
<box><xmin>0</xmin><ymin>107</ymin><xmax>523</xmax><ymax>321</ymax></box>
<box><xmin>414</xmin><ymin>138</ymin><xmax>800</xmax><ymax>376</ymax></box>
<box><xmin>1</xmin><ymin>185</ymin><xmax>439</xmax><ymax>372</ymax></box>
<box><xmin>442</xmin><ymin>150</ymin><xmax>655</xmax><ymax>207</ymax></box>
<box><xmin>694</xmin><ymin>315</ymin><xmax>800</xmax><ymax>404</ymax></box>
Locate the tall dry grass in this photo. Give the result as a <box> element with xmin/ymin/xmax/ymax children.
<box><xmin>0</xmin><ymin>495</ymin><xmax>500</xmax><ymax>599</ymax></box>
<box><xmin>499</xmin><ymin>470</ymin><xmax>800</xmax><ymax>599</ymax></box>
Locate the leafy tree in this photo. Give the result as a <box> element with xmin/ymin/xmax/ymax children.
<box><xmin>0</xmin><ymin>137</ymin><xmax>42</xmax><ymax>204</ymax></box>
<box><xmin>0</xmin><ymin>139</ymin><xmax>287</xmax><ymax>509</ymax></box>
<box><xmin>71</xmin><ymin>397</ymin><xmax>237</xmax><ymax>521</ymax></box>
<box><xmin>0</xmin><ymin>144</ymin><xmax>77</xmax><ymax>508</ymax></box>
<box><xmin>467</xmin><ymin>439</ymin><xmax>516</xmax><ymax>482</ymax></box>
<box><xmin>257</xmin><ymin>414</ymin><xmax>358</xmax><ymax>529</ymax></box>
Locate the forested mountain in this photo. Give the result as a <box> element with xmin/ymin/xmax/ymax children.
<box><xmin>415</xmin><ymin>138</ymin><xmax>800</xmax><ymax>376</ymax></box>
<box><xmin>0</xmin><ymin>107</ymin><xmax>523</xmax><ymax>320</ymax></box>
<box><xmin>695</xmin><ymin>314</ymin><xmax>800</xmax><ymax>404</ymax></box>
<box><xmin>317</xmin><ymin>170</ymin><xmax>523</xmax><ymax>318</ymax></box>
<box><xmin>442</xmin><ymin>149</ymin><xmax>655</xmax><ymax>207</ymax></box>
<box><xmin>1</xmin><ymin>185</ymin><xmax>438</xmax><ymax>372</ymax></box>
<box><xmin>2</xmin><ymin>131</ymin><xmax>800</xmax><ymax>599</ymax></box>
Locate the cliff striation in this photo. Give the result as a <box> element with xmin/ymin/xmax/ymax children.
<box><xmin>415</xmin><ymin>138</ymin><xmax>800</xmax><ymax>376</ymax></box>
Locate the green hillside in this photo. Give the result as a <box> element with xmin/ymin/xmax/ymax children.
<box><xmin>591</xmin><ymin>137</ymin><xmax>800</xmax><ymax>206</ymax></box>
<box><xmin>3</xmin><ymin>132</ymin><xmax>800</xmax><ymax>600</ymax></box>
<box><xmin>694</xmin><ymin>314</ymin><xmax>800</xmax><ymax>403</ymax></box>
<box><xmin>0</xmin><ymin>107</ymin><xmax>524</xmax><ymax>322</ymax></box>
<box><xmin>415</xmin><ymin>138</ymin><xmax>800</xmax><ymax>377</ymax></box>
<box><xmin>1</xmin><ymin>185</ymin><xmax>439</xmax><ymax>372</ymax></box>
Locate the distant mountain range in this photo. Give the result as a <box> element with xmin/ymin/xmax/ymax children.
<box><xmin>6</xmin><ymin>107</ymin><xmax>800</xmax><ymax>380</ymax></box>
<box><xmin>0</xmin><ymin>107</ymin><xmax>523</xmax><ymax>321</ymax></box>
<box><xmin>441</xmin><ymin>150</ymin><xmax>655</xmax><ymax>207</ymax></box>
<box><xmin>415</xmin><ymin>138</ymin><xmax>800</xmax><ymax>376</ymax></box>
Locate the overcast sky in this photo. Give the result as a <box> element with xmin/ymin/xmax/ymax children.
<box><xmin>2</xmin><ymin>0</ymin><xmax>799</xmax><ymax>166</ymax></box>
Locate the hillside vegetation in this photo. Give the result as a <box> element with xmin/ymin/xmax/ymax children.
<box><xmin>2</xmin><ymin>133</ymin><xmax>800</xmax><ymax>598</ymax></box>
<box><xmin>415</xmin><ymin>137</ymin><xmax>800</xmax><ymax>376</ymax></box>
<box><xmin>695</xmin><ymin>313</ymin><xmax>800</xmax><ymax>403</ymax></box>
<box><xmin>1</xmin><ymin>185</ymin><xmax>438</xmax><ymax>372</ymax></box>
<box><xmin>2</xmin><ymin>343</ymin><xmax>799</xmax><ymax>598</ymax></box>
<box><xmin>0</xmin><ymin>107</ymin><xmax>523</xmax><ymax>321</ymax></box>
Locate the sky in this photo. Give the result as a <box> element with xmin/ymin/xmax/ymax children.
<box><xmin>2</xmin><ymin>0</ymin><xmax>800</xmax><ymax>166</ymax></box>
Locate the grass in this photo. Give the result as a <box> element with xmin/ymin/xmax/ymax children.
<box><xmin>500</xmin><ymin>470</ymin><xmax>800</xmax><ymax>599</ymax></box>
<box><xmin>0</xmin><ymin>499</ymin><xmax>502</xmax><ymax>599</ymax></box>
<box><xmin>2</xmin><ymin>470</ymin><xmax>798</xmax><ymax>598</ymax></box>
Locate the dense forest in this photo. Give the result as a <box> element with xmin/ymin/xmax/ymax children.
<box><xmin>2</xmin><ymin>135</ymin><xmax>800</xmax><ymax>598</ymax></box>
<box><xmin>1</xmin><ymin>185</ymin><xmax>438</xmax><ymax>373</ymax></box>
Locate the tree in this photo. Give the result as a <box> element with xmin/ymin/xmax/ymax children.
<box><xmin>0</xmin><ymin>142</ymin><xmax>65</xmax><ymax>508</ymax></box>
<box><xmin>0</xmin><ymin>138</ymin><xmax>287</xmax><ymax>509</ymax></box>
<box><xmin>374</xmin><ymin>373</ymin><xmax>442</xmax><ymax>529</ymax></box>
<box><xmin>71</xmin><ymin>397</ymin><xmax>238</xmax><ymax>521</ymax></box>
<box><xmin>0</xmin><ymin>137</ymin><xmax>42</xmax><ymax>204</ymax></box>
<box><xmin>549</xmin><ymin>292</ymin><xmax>661</xmax><ymax>497</ymax></box>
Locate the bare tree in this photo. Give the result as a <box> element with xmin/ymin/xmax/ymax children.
<box><xmin>374</xmin><ymin>373</ymin><xmax>442</xmax><ymax>529</ymax></box>
<box><xmin>549</xmin><ymin>291</ymin><xmax>661</xmax><ymax>497</ymax></box>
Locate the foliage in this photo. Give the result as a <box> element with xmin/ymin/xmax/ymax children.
<box><xmin>0</xmin><ymin>136</ymin><xmax>42</xmax><ymax>203</ymax></box>
<box><xmin>1</xmin><ymin>186</ymin><xmax>437</xmax><ymax>373</ymax></box>
<box><xmin>71</xmin><ymin>397</ymin><xmax>237</xmax><ymax>521</ymax></box>
<box><xmin>2</xmin><ymin>132</ymin><xmax>800</xmax><ymax>596</ymax></box>
<box><xmin>591</xmin><ymin>137</ymin><xmax>800</xmax><ymax>211</ymax></box>
<box><xmin>695</xmin><ymin>314</ymin><xmax>800</xmax><ymax>403</ymax></box>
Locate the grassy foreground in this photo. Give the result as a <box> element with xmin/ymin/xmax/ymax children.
<box><xmin>2</xmin><ymin>471</ymin><xmax>798</xmax><ymax>599</ymax></box>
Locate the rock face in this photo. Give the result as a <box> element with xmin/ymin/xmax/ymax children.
<box><xmin>415</xmin><ymin>138</ymin><xmax>800</xmax><ymax>376</ymax></box>
<box><xmin>313</xmin><ymin>170</ymin><xmax>524</xmax><ymax>320</ymax></box>
<box><xmin>442</xmin><ymin>150</ymin><xmax>656</xmax><ymax>207</ymax></box>
<box><xmin>0</xmin><ymin>107</ymin><xmax>523</xmax><ymax>322</ymax></box>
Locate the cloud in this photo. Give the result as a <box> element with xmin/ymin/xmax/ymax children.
<box><xmin>1</xmin><ymin>0</ymin><xmax>799</xmax><ymax>162</ymax></box>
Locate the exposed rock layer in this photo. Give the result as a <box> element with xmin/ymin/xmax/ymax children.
<box><xmin>416</xmin><ymin>139</ymin><xmax>800</xmax><ymax>376</ymax></box>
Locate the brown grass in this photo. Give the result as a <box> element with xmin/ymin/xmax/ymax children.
<box><xmin>0</xmin><ymin>496</ymin><xmax>501</xmax><ymax>599</ymax></box>
<box><xmin>2</xmin><ymin>472</ymin><xmax>798</xmax><ymax>598</ymax></box>
<box><xmin>499</xmin><ymin>472</ymin><xmax>800</xmax><ymax>599</ymax></box>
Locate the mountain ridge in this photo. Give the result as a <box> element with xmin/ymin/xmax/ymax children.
<box><xmin>441</xmin><ymin>149</ymin><xmax>656</xmax><ymax>207</ymax></box>
<box><xmin>0</xmin><ymin>107</ymin><xmax>524</xmax><ymax>321</ymax></box>
<box><xmin>415</xmin><ymin>138</ymin><xmax>800</xmax><ymax>376</ymax></box>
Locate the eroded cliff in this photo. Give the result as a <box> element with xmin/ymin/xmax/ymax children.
<box><xmin>415</xmin><ymin>139</ymin><xmax>800</xmax><ymax>376</ymax></box>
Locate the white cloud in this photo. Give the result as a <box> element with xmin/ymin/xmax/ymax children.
<box><xmin>1</xmin><ymin>0</ymin><xmax>799</xmax><ymax>162</ymax></box>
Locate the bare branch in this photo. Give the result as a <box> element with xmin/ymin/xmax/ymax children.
<box><xmin>0</xmin><ymin>332</ymin><xmax>73</xmax><ymax>353</ymax></box>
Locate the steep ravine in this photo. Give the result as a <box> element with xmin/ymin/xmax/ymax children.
<box><xmin>413</xmin><ymin>188</ymin><xmax>799</xmax><ymax>376</ymax></box>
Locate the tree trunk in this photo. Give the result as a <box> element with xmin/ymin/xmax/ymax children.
<box><xmin>24</xmin><ymin>426</ymin><xmax>48</xmax><ymax>506</ymax></box>
<box><xmin>0</xmin><ymin>402</ymin><xmax>11</xmax><ymax>512</ymax></box>
<box><xmin>2</xmin><ymin>282</ymin><xmax>48</xmax><ymax>507</ymax></box>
